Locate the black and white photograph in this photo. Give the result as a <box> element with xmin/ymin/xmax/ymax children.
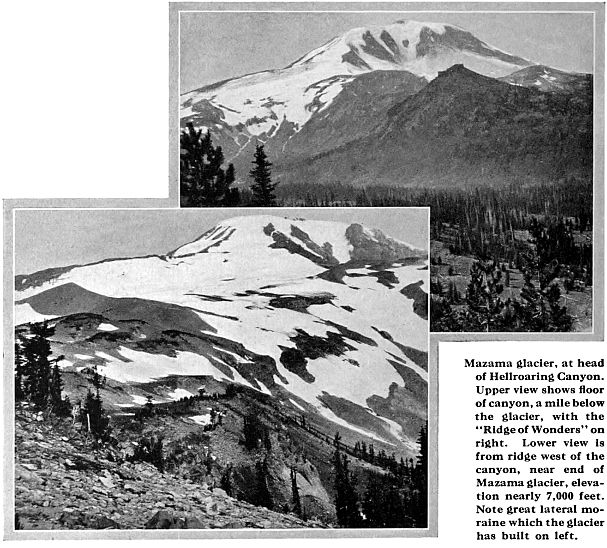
<box><xmin>177</xmin><ymin>5</ymin><xmax>597</xmax><ymax>333</ymax></box>
<box><xmin>12</xmin><ymin>207</ymin><xmax>429</xmax><ymax>531</ymax></box>
<box><xmin>2</xmin><ymin>1</ymin><xmax>605</xmax><ymax>544</ymax></box>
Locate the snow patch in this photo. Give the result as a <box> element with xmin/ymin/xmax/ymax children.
<box><xmin>317</xmin><ymin>405</ymin><xmax>396</xmax><ymax>446</ymax></box>
<box><xmin>14</xmin><ymin>303</ymin><xmax>56</xmax><ymax>325</ymax></box>
<box><xmin>98</xmin><ymin>323</ymin><xmax>119</xmax><ymax>332</ymax></box>
<box><xmin>58</xmin><ymin>359</ymin><xmax>73</xmax><ymax>370</ymax></box>
<box><xmin>96</xmin><ymin>347</ymin><xmax>235</xmax><ymax>384</ymax></box>
<box><xmin>289</xmin><ymin>398</ymin><xmax>306</xmax><ymax>412</ymax></box>
<box><xmin>257</xmin><ymin>380</ymin><xmax>273</xmax><ymax>396</ymax></box>
<box><xmin>131</xmin><ymin>395</ymin><xmax>165</xmax><ymax>406</ymax></box>
<box><xmin>189</xmin><ymin>414</ymin><xmax>212</xmax><ymax>426</ymax></box>
<box><xmin>167</xmin><ymin>388</ymin><xmax>195</xmax><ymax>400</ymax></box>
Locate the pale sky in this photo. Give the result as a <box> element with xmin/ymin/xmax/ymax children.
<box><xmin>14</xmin><ymin>208</ymin><xmax>428</xmax><ymax>275</ymax></box>
<box><xmin>180</xmin><ymin>10</ymin><xmax>595</xmax><ymax>91</ymax></box>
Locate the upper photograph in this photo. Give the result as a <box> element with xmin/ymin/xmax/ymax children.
<box><xmin>173</xmin><ymin>4</ymin><xmax>599</xmax><ymax>334</ymax></box>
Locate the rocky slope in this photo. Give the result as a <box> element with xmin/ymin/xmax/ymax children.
<box><xmin>15</xmin><ymin>405</ymin><xmax>324</xmax><ymax>530</ymax></box>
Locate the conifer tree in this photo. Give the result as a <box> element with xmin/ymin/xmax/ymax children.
<box><xmin>132</xmin><ymin>435</ymin><xmax>165</xmax><ymax>471</ymax></box>
<box><xmin>253</xmin><ymin>457</ymin><xmax>273</xmax><ymax>509</ymax></box>
<box><xmin>243</xmin><ymin>411</ymin><xmax>267</xmax><ymax>450</ymax></box>
<box><xmin>290</xmin><ymin>467</ymin><xmax>302</xmax><ymax>517</ymax></box>
<box><xmin>15</xmin><ymin>341</ymin><xmax>25</xmax><ymax>401</ymax></box>
<box><xmin>249</xmin><ymin>144</ymin><xmax>278</xmax><ymax>206</ymax></box>
<box><xmin>49</xmin><ymin>361</ymin><xmax>71</xmax><ymax>417</ymax></box>
<box><xmin>180</xmin><ymin>123</ymin><xmax>240</xmax><ymax>207</ymax></box>
<box><xmin>144</xmin><ymin>394</ymin><xmax>155</xmax><ymax>417</ymax></box>
<box><xmin>81</xmin><ymin>388</ymin><xmax>111</xmax><ymax>442</ymax></box>
<box><xmin>465</xmin><ymin>261</ymin><xmax>506</xmax><ymax>331</ymax></box>
<box><xmin>412</xmin><ymin>422</ymin><xmax>428</xmax><ymax>527</ymax></box>
<box><xmin>332</xmin><ymin>447</ymin><xmax>361</xmax><ymax>527</ymax></box>
<box><xmin>21</xmin><ymin>322</ymin><xmax>54</xmax><ymax>408</ymax></box>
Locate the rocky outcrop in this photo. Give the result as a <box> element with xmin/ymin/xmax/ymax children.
<box><xmin>346</xmin><ymin>224</ymin><xmax>421</xmax><ymax>263</ymax></box>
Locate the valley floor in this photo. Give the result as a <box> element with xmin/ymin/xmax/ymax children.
<box><xmin>430</xmin><ymin>240</ymin><xmax>593</xmax><ymax>333</ymax></box>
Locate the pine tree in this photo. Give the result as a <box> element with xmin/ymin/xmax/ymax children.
<box><xmin>464</xmin><ymin>261</ymin><xmax>507</xmax><ymax>331</ymax></box>
<box><xmin>220</xmin><ymin>464</ymin><xmax>234</xmax><ymax>497</ymax></box>
<box><xmin>253</xmin><ymin>457</ymin><xmax>273</xmax><ymax>509</ymax></box>
<box><xmin>180</xmin><ymin>123</ymin><xmax>240</xmax><ymax>207</ymax></box>
<box><xmin>151</xmin><ymin>436</ymin><xmax>165</xmax><ymax>472</ymax></box>
<box><xmin>81</xmin><ymin>388</ymin><xmax>111</xmax><ymax>442</ymax></box>
<box><xmin>412</xmin><ymin>422</ymin><xmax>428</xmax><ymax>527</ymax></box>
<box><xmin>362</xmin><ymin>471</ymin><xmax>384</xmax><ymax>527</ymax></box>
<box><xmin>290</xmin><ymin>467</ymin><xmax>302</xmax><ymax>517</ymax></box>
<box><xmin>49</xmin><ymin>361</ymin><xmax>71</xmax><ymax>417</ymax></box>
<box><xmin>91</xmin><ymin>364</ymin><xmax>103</xmax><ymax>390</ymax></box>
<box><xmin>15</xmin><ymin>341</ymin><xmax>25</xmax><ymax>401</ymax></box>
<box><xmin>332</xmin><ymin>447</ymin><xmax>361</xmax><ymax>527</ymax></box>
<box><xmin>132</xmin><ymin>435</ymin><xmax>165</xmax><ymax>471</ymax></box>
<box><xmin>21</xmin><ymin>322</ymin><xmax>54</xmax><ymax>408</ymax></box>
<box><xmin>144</xmin><ymin>394</ymin><xmax>154</xmax><ymax>417</ymax></box>
<box><xmin>249</xmin><ymin>144</ymin><xmax>278</xmax><ymax>206</ymax></box>
<box><xmin>243</xmin><ymin>411</ymin><xmax>267</xmax><ymax>450</ymax></box>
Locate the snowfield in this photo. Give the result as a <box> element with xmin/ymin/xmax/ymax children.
<box><xmin>15</xmin><ymin>215</ymin><xmax>428</xmax><ymax>448</ymax></box>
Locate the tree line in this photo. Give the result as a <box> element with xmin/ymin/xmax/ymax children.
<box><xmin>180</xmin><ymin>123</ymin><xmax>278</xmax><ymax>207</ymax></box>
<box><xmin>331</xmin><ymin>424</ymin><xmax>428</xmax><ymax>528</ymax></box>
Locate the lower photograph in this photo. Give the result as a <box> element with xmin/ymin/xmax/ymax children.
<box><xmin>10</xmin><ymin>207</ymin><xmax>429</xmax><ymax>534</ymax></box>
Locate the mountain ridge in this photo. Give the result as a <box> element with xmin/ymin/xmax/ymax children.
<box><xmin>271</xmin><ymin>64</ymin><xmax>592</xmax><ymax>189</ymax></box>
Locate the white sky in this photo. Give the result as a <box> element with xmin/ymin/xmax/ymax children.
<box><xmin>14</xmin><ymin>208</ymin><xmax>428</xmax><ymax>275</ymax></box>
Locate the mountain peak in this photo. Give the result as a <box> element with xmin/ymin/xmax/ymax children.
<box><xmin>180</xmin><ymin>19</ymin><xmax>536</xmax><ymax>164</ymax></box>
<box><xmin>288</xmin><ymin>19</ymin><xmax>531</xmax><ymax>79</ymax></box>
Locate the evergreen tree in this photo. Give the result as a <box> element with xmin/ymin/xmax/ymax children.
<box><xmin>332</xmin><ymin>447</ymin><xmax>361</xmax><ymax>527</ymax></box>
<box><xmin>15</xmin><ymin>341</ymin><xmax>25</xmax><ymax>401</ymax></box>
<box><xmin>132</xmin><ymin>435</ymin><xmax>165</xmax><ymax>471</ymax></box>
<box><xmin>80</xmin><ymin>388</ymin><xmax>111</xmax><ymax>442</ymax></box>
<box><xmin>144</xmin><ymin>394</ymin><xmax>155</xmax><ymax>417</ymax></box>
<box><xmin>249</xmin><ymin>144</ymin><xmax>278</xmax><ymax>206</ymax></box>
<box><xmin>243</xmin><ymin>411</ymin><xmax>267</xmax><ymax>450</ymax></box>
<box><xmin>515</xmin><ymin>264</ymin><xmax>573</xmax><ymax>332</ymax></box>
<box><xmin>21</xmin><ymin>322</ymin><xmax>54</xmax><ymax>408</ymax></box>
<box><xmin>363</xmin><ymin>472</ymin><xmax>409</xmax><ymax>528</ymax></box>
<box><xmin>253</xmin><ymin>457</ymin><xmax>273</xmax><ymax>509</ymax></box>
<box><xmin>91</xmin><ymin>364</ymin><xmax>103</xmax><ymax>390</ymax></box>
<box><xmin>464</xmin><ymin>261</ymin><xmax>506</xmax><ymax>331</ymax></box>
<box><xmin>412</xmin><ymin>422</ymin><xmax>428</xmax><ymax>527</ymax></box>
<box><xmin>362</xmin><ymin>472</ymin><xmax>382</xmax><ymax>527</ymax></box>
<box><xmin>150</xmin><ymin>436</ymin><xmax>165</xmax><ymax>472</ymax></box>
<box><xmin>220</xmin><ymin>464</ymin><xmax>234</xmax><ymax>497</ymax></box>
<box><xmin>49</xmin><ymin>361</ymin><xmax>71</xmax><ymax>417</ymax></box>
<box><xmin>180</xmin><ymin>123</ymin><xmax>240</xmax><ymax>207</ymax></box>
<box><xmin>290</xmin><ymin>467</ymin><xmax>302</xmax><ymax>517</ymax></box>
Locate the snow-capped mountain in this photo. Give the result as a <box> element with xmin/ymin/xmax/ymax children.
<box><xmin>15</xmin><ymin>215</ymin><xmax>428</xmax><ymax>455</ymax></box>
<box><xmin>180</xmin><ymin>20</ymin><xmax>533</xmax><ymax>164</ymax></box>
